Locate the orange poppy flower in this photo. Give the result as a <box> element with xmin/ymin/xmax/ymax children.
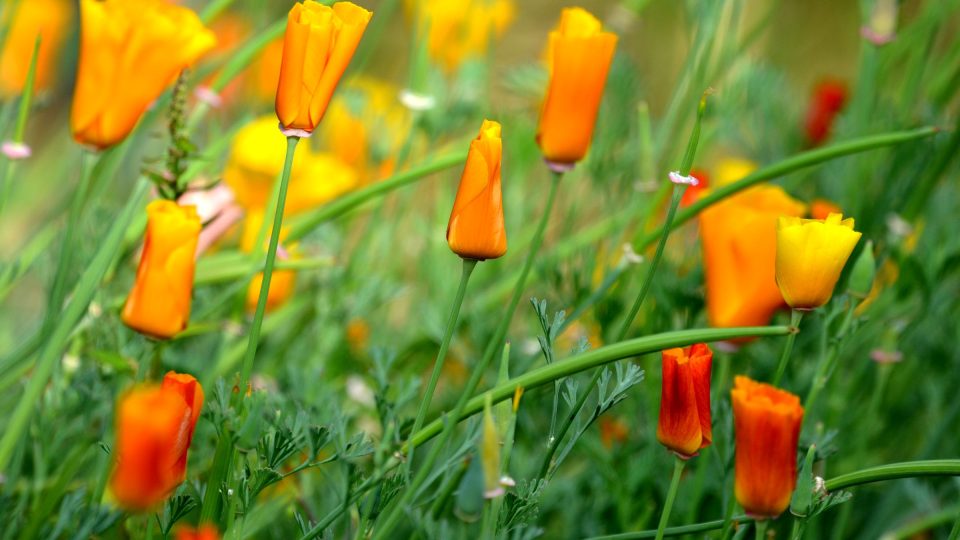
<box><xmin>446</xmin><ymin>119</ymin><xmax>507</xmax><ymax>261</ymax></box>
<box><xmin>536</xmin><ymin>7</ymin><xmax>617</xmax><ymax>167</ymax></box>
<box><xmin>110</xmin><ymin>372</ymin><xmax>204</xmax><ymax>511</ymax></box>
<box><xmin>275</xmin><ymin>1</ymin><xmax>372</xmax><ymax>134</ymax></box>
<box><xmin>122</xmin><ymin>200</ymin><xmax>201</xmax><ymax>339</ymax></box>
<box><xmin>71</xmin><ymin>0</ymin><xmax>215</xmax><ymax>149</ymax></box>
<box><xmin>657</xmin><ymin>344</ymin><xmax>713</xmax><ymax>458</ymax></box>
<box><xmin>731</xmin><ymin>376</ymin><xmax>804</xmax><ymax>519</ymax></box>
<box><xmin>0</xmin><ymin>0</ymin><xmax>72</xmax><ymax>97</ymax></box>
<box><xmin>699</xmin><ymin>185</ymin><xmax>806</xmax><ymax>330</ymax></box>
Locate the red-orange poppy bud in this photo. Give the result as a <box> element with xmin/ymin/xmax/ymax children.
<box><xmin>110</xmin><ymin>372</ymin><xmax>204</xmax><ymax>511</ymax></box>
<box><xmin>657</xmin><ymin>344</ymin><xmax>713</xmax><ymax>458</ymax></box>
<box><xmin>731</xmin><ymin>376</ymin><xmax>804</xmax><ymax>519</ymax></box>
<box><xmin>536</xmin><ymin>7</ymin><xmax>617</xmax><ymax>167</ymax></box>
<box><xmin>275</xmin><ymin>1</ymin><xmax>372</xmax><ymax>134</ymax></box>
<box><xmin>122</xmin><ymin>200</ymin><xmax>201</xmax><ymax>339</ymax></box>
<box><xmin>446</xmin><ymin>119</ymin><xmax>507</xmax><ymax>260</ymax></box>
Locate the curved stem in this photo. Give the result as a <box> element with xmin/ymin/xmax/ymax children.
<box><xmin>772</xmin><ymin>310</ymin><xmax>804</xmax><ymax>386</ymax></box>
<box><xmin>655</xmin><ymin>457</ymin><xmax>687</xmax><ymax>540</ymax></box>
<box><xmin>406</xmin><ymin>258</ymin><xmax>478</xmax><ymax>475</ymax></box>
<box><xmin>824</xmin><ymin>460</ymin><xmax>960</xmax><ymax>491</ymax></box>
<box><xmin>300</xmin><ymin>325</ymin><xmax>787</xmax><ymax>540</ymax></box>
<box><xmin>236</xmin><ymin>136</ymin><xmax>299</xmax><ymax>402</ymax></box>
<box><xmin>372</xmin><ymin>171</ymin><xmax>564</xmax><ymax>540</ymax></box>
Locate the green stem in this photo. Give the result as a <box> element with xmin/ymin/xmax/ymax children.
<box><xmin>588</xmin><ymin>516</ymin><xmax>752</xmax><ymax>539</ymax></box>
<box><xmin>754</xmin><ymin>520</ymin><xmax>768</xmax><ymax>540</ymax></box>
<box><xmin>405</xmin><ymin>258</ymin><xmax>478</xmax><ymax>475</ymax></box>
<box><xmin>803</xmin><ymin>304</ymin><xmax>855</xmax><ymax>420</ymax></box>
<box><xmin>200</xmin><ymin>424</ymin><xmax>235</xmax><ymax>524</ymax></box>
<box><xmin>949</xmin><ymin>508</ymin><xmax>960</xmax><ymax>540</ymax></box>
<box><xmin>654</xmin><ymin>457</ymin><xmax>686</xmax><ymax>540</ymax></box>
<box><xmin>0</xmin><ymin>180</ymin><xmax>149</xmax><ymax>471</ymax></box>
<box><xmin>824</xmin><ymin>459</ymin><xmax>960</xmax><ymax>491</ymax></box>
<box><xmin>235</xmin><ymin>136</ymin><xmax>299</xmax><ymax>402</ymax></box>
<box><xmin>286</xmin><ymin>151</ymin><xmax>466</xmax><ymax>242</ymax></box>
<box><xmin>790</xmin><ymin>518</ymin><xmax>804</xmax><ymax>540</ymax></box>
<box><xmin>372</xmin><ymin>171</ymin><xmax>563</xmax><ymax>540</ymax></box>
<box><xmin>301</xmin><ymin>325</ymin><xmax>787</xmax><ymax>540</ymax></box>
<box><xmin>772</xmin><ymin>310</ymin><xmax>804</xmax><ymax>386</ymax></box>
<box><xmin>0</xmin><ymin>35</ymin><xmax>40</xmax><ymax>214</ymax></box>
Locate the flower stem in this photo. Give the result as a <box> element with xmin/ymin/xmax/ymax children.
<box><xmin>772</xmin><ymin>309</ymin><xmax>804</xmax><ymax>386</ymax></box>
<box><xmin>405</xmin><ymin>258</ymin><xmax>478</xmax><ymax>476</ymax></box>
<box><xmin>235</xmin><ymin>135</ymin><xmax>299</xmax><ymax>403</ymax></box>
<box><xmin>372</xmin><ymin>171</ymin><xmax>563</xmax><ymax>540</ymax></box>
<box><xmin>754</xmin><ymin>519</ymin><xmax>768</xmax><ymax>540</ymax></box>
<box><xmin>803</xmin><ymin>303</ymin><xmax>855</xmax><ymax>419</ymax></box>
<box><xmin>655</xmin><ymin>457</ymin><xmax>687</xmax><ymax>540</ymax></box>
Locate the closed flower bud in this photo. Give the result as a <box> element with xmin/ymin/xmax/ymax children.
<box><xmin>446</xmin><ymin>120</ymin><xmax>507</xmax><ymax>260</ymax></box>
<box><xmin>536</xmin><ymin>7</ymin><xmax>617</xmax><ymax>166</ymax></box>
<box><xmin>275</xmin><ymin>1</ymin><xmax>372</xmax><ymax>134</ymax></box>
<box><xmin>71</xmin><ymin>0</ymin><xmax>215</xmax><ymax>149</ymax></box>
<box><xmin>110</xmin><ymin>372</ymin><xmax>204</xmax><ymax>511</ymax></box>
<box><xmin>122</xmin><ymin>201</ymin><xmax>201</xmax><ymax>339</ymax></box>
<box><xmin>731</xmin><ymin>376</ymin><xmax>804</xmax><ymax>519</ymax></box>
<box><xmin>700</xmin><ymin>185</ymin><xmax>806</xmax><ymax>330</ymax></box>
<box><xmin>775</xmin><ymin>213</ymin><xmax>862</xmax><ymax>309</ymax></box>
<box><xmin>657</xmin><ymin>344</ymin><xmax>713</xmax><ymax>459</ymax></box>
<box><xmin>480</xmin><ymin>394</ymin><xmax>502</xmax><ymax>499</ymax></box>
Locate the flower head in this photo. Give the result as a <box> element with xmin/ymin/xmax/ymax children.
<box><xmin>536</xmin><ymin>7</ymin><xmax>617</xmax><ymax>166</ymax></box>
<box><xmin>275</xmin><ymin>1</ymin><xmax>372</xmax><ymax>134</ymax></box>
<box><xmin>110</xmin><ymin>372</ymin><xmax>204</xmax><ymax>511</ymax></box>
<box><xmin>406</xmin><ymin>0</ymin><xmax>515</xmax><ymax>72</ymax></box>
<box><xmin>731</xmin><ymin>376</ymin><xmax>803</xmax><ymax>519</ymax></box>
<box><xmin>71</xmin><ymin>0</ymin><xmax>215</xmax><ymax>149</ymax></box>
<box><xmin>700</xmin><ymin>185</ymin><xmax>806</xmax><ymax>329</ymax></box>
<box><xmin>657</xmin><ymin>344</ymin><xmax>713</xmax><ymax>458</ymax></box>
<box><xmin>775</xmin><ymin>213</ymin><xmax>862</xmax><ymax>309</ymax></box>
<box><xmin>447</xmin><ymin>120</ymin><xmax>507</xmax><ymax>260</ymax></box>
<box><xmin>122</xmin><ymin>201</ymin><xmax>201</xmax><ymax>339</ymax></box>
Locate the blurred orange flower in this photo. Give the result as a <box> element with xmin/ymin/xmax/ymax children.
<box><xmin>680</xmin><ymin>168</ymin><xmax>710</xmax><ymax>207</ymax></box>
<box><xmin>71</xmin><ymin>0</ymin><xmax>215</xmax><ymax>149</ymax></box>
<box><xmin>731</xmin><ymin>376</ymin><xmax>803</xmax><ymax>519</ymax></box>
<box><xmin>700</xmin><ymin>185</ymin><xmax>806</xmax><ymax>329</ymax></box>
<box><xmin>275</xmin><ymin>1</ymin><xmax>372</xmax><ymax>134</ymax></box>
<box><xmin>122</xmin><ymin>201</ymin><xmax>201</xmax><ymax>339</ymax></box>
<box><xmin>809</xmin><ymin>198</ymin><xmax>842</xmax><ymax>220</ymax></box>
<box><xmin>657</xmin><ymin>344</ymin><xmax>713</xmax><ymax>458</ymax></box>
<box><xmin>599</xmin><ymin>416</ymin><xmax>629</xmax><ymax>449</ymax></box>
<box><xmin>447</xmin><ymin>120</ymin><xmax>507</xmax><ymax>260</ymax></box>
<box><xmin>110</xmin><ymin>372</ymin><xmax>204</xmax><ymax>511</ymax></box>
<box><xmin>536</xmin><ymin>7</ymin><xmax>617</xmax><ymax>166</ymax></box>
<box><xmin>405</xmin><ymin>0</ymin><xmax>515</xmax><ymax>72</ymax></box>
<box><xmin>224</xmin><ymin>116</ymin><xmax>358</xmax><ymax>216</ymax></box>
<box><xmin>0</xmin><ymin>0</ymin><xmax>72</xmax><ymax>97</ymax></box>
<box><xmin>240</xmin><ymin>212</ymin><xmax>297</xmax><ymax>313</ymax></box>
<box><xmin>175</xmin><ymin>524</ymin><xmax>220</xmax><ymax>540</ymax></box>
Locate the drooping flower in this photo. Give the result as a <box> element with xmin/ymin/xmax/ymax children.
<box><xmin>657</xmin><ymin>344</ymin><xmax>713</xmax><ymax>458</ymax></box>
<box><xmin>804</xmin><ymin>80</ymin><xmax>848</xmax><ymax>146</ymax></box>
<box><xmin>0</xmin><ymin>0</ymin><xmax>72</xmax><ymax>97</ymax></box>
<box><xmin>700</xmin><ymin>185</ymin><xmax>806</xmax><ymax>329</ymax></box>
<box><xmin>447</xmin><ymin>120</ymin><xmax>507</xmax><ymax>260</ymax></box>
<box><xmin>775</xmin><ymin>213</ymin><xmax>862</xmax><ymax>310</ymax></box>
<box><xmin>110</xmin><ymin>372</ymin><xmax>204</xmax><ymax>511</ymax></box>
<box><xmin>731</xmin><ymin>376</ymin><xmax>803</xmax><ymax>519</ymax></box>
<box><xmin>536</xmin><ymin>7</ymin><xmax>617</xmax><ymax>167</ymax></box>
<box><xmin>71</xmin><ymin>0</ymin><xmax>216</xmax><ymax>149</ymax></box>
<box><xmin>275</xmin><ymin>1</ymin><xmax>372</xmax><ymax>134</ymax></box>
<box><xmin>122</xmin><ymin>200</ymin><xmax>201</xmax><ymax>339</ymax></box>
